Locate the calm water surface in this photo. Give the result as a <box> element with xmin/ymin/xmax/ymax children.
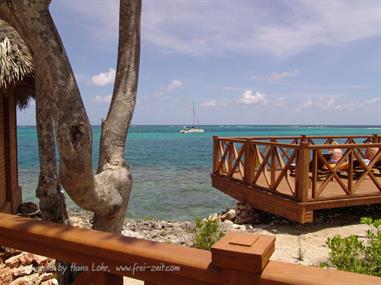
<box><xmin>18</xmin><ymin>125</ymin><xmax>381</xmax><ymax>220</ymax></box>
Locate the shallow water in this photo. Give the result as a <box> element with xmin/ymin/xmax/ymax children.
<box><xmin>18</xmin><ymin>125</ymin><xmax>380</xmax><ymax>220</ymax></box>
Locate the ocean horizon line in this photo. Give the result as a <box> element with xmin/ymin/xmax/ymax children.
<box><xmin>17</xmin><ymin>124</ymin><xmax>381</xmax><ymax>127</ymax></box>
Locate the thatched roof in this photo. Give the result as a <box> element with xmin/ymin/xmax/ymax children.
<box><xmin>0</xmin><ymin>19</ymin><xmax>34</xmax><ymax>109</ymax></box>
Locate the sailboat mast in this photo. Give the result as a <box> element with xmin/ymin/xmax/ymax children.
<box><xmin>193</xmin><ymin>103</ymin><xmax>195</xmax><ymax>126</ymax></box>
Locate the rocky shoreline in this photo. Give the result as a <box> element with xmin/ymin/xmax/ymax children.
<box><xmin>1</xmin><ymin>203</ymin><xmax>380</xmax><ymax>284</ymax></box>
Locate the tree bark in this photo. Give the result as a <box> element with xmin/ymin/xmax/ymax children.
<box><xmin>95</xmin><ymin>0</ymin><xmax>141</xmax><ymax>232</ymax></box>
<box><xmin>35</xmin><ymin>78</ymin><xmax>69</xmax><ymax>224</ymax></box>
<box><xmin>0</xmin><ymin>0</ymin><xmax>141</xmax><ymax>232</ymax></box>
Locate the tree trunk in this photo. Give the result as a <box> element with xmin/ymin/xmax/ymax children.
<box><xmin>95</xmin><ymin>0</ymin><xmax>141</xmax><ymax>232</ymax></box>
<box><xmin>35</xmin><ymin>78</ymin><xmax>69</xmax><ymax>224</ymax></box>
<box><xmin>1</xmin><ymin>1</ymin><xmax>141</xmax><ymax>284</ymax></box>
<box><xmin>0</xmin><ymin>0</ymin><xmax>141</xmax><ymax>234</ymax></box>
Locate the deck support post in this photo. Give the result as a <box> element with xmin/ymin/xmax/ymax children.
<box><xmin>296</xmin><ymin>142</ymin><xmax>309</xmax><ymax>202</ymax></box>
<box><xmin>244</xmin><ymin>141</ymin><xmax>255</xmax><ymax>185</ymax></box>
<box><xmin>211</xmin><ymin>232</ymin><xmax>275</xmax><ymax>285</ymax></box>
<box><xmin>213</xmin><ymin>136</ymin><xmax>219</xmax><ymax>174</ymax></box>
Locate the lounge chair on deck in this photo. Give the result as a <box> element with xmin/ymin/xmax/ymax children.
<box><xmin>290</xmin><ymin>153</ymin><xmax>332</xmax><ymax>180</ymax></box>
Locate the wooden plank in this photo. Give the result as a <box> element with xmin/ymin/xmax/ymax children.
<box><xmin>309</xmin><ymin>143</ymin><xmax>381</xmax><ymax>149</ymax></box>
<box><xmin>304</xmin><ymin>194</ymin><xmax>381</xmax><ymax>211</ymax></box>
<box><xmin>0</xmin><ymin>201</ymin><xmax>11</xmax><ymax>213</ymax></box>
<box><xmin>273</xmin><ymin>147</ymin><xmax>295</xmax><ymax>195</ymax></box>
<box><xmin>295</xmin><ymin>142</ymin><xmax>309</xmax><ymax>202</ymax></box>
<box><xmin>272</xmin><ymin>150</ymin><xmax>296</xmax><ymax>194</ymax></box>
<box><xmin>0</xmin><ymin>214</ymin><xmax>378</xmax><ymax>284</ymax></box>
<box><xmin>312</xmin><ymin>150</ymin><xmax>318</xmax><ymax>199</ymax></box>
<box><xmin>217</xmin><ymin>142</ymin><xmax>231</xmax><ymax>174</ymax></box>
<box><xmin>0</xmin><ymin>95</ymin><xmax>6</xmax><ymax>208</ymax></box>
<box><xmin>212</xmin><ymin>175</ymin><xmax>309</xmax><ymax>223</ymax></box>
<box><xmin>348</xmin><ymin>150</ymin><xmax>353</xmax><ymax>195</ymax></box>
<box><xmin>243</xmin><ymin>142</ymin><xmax>254</xmax><ymax>185</ymax></box>
<box><xmin>212</xmin><ymin>137</ymin><xmax>219</xmax><ymax>174</ymax></box>
<box><xmin>353</xmin><ymin>150</ymin><xmax>381</xmax><ymax>193</ymax></box>
<box><xmin>257</xmin><ymin>260</ymin><xmax>379</xmax><ymax>285</ymax></box>
<box><xmin>228</xmin><ymin>143</ymin><xmax>233</xmax><ymax>175</ymax></box>
<box><xmin>7</xmin><ymin>90</ymin><xmax>21</xmax><ymax>213</ymax></box>
<box><xmin>269</xmin><ymin>147</ymin><xmax>276</xmax><ymax>186</ymax></box>
<box><xmin>252</xmin><ymin>146</ymin><xmax>271</xmax><ymax>187</ymax></box>
<box><xmin>0</xmin><ymin>213</ymin><xmax>219</xmax><ymax>285</ymax></box>
<box><xmin>229</xmin><ymin>145</ymin><xmax>244</xmax><ymax>178</ymax></box>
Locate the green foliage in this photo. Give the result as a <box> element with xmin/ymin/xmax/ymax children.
<box><xmin>194</xmin><ymin>217</ymin><xmax>224</xmax><ymax>250</ymax></box>
<box><xmin>321</xmin><ymin>217</ymin><xmax>381</xmax><ymax>276</ymax></box>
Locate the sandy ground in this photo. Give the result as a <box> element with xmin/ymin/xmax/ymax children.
<box><xmin>122</xmin><ymin>222</ymin><xmax>371</xmax><ymax>285</ymax></box>
<box><xmin>69</xmin><ymin>205</ymin><xmax>380</xmax><ymax>285</ymax></box>
<box><xmin>255</xmin><ymin>223</ymin><xmax>369</xmax><ymax>265</ymax></box>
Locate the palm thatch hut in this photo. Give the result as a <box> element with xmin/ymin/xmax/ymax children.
<box><xmin>0</xmin><ymin>19</ymin><xmax>34</xmax><ymax>213</ymax></box>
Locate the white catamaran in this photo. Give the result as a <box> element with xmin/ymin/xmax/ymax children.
<box><xmin>180</xmin><ymin>104</ymin><xmax>205</xmax><ymax>133</ymax></box>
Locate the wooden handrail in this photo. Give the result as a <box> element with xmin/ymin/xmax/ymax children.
<box><xmin>0</xmin><ymin>213</ymin><xmax>379</xmax><ymax>284</ymax></box>
<box><xmin>214</xmin><ymin>136</ymin><xmax>381</xmax><ymax>148</ymax></box>
<box><xmin>308</xmin><ymin>143</ymin><xmax>381</xmax><ymax>149</ymax></box>
<box><xmin>0</xmin><ymin>213</ymin><xmax>219</xmax><ymax>285</ymax></box>
<box><xmin>215</xmin><ymin>134</ymin><xmax>379</xmax><ymax>140</ymax></box>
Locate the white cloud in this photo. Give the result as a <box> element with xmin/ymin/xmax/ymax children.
<box><xmin>200</xmin><ymin>100</ymin><xmax>216</xmax><ymax>108</ymax></box>
<box><xmin>237</xmin><ymin>90</ymin><xmax>268</xmax><ymax>105</ymax></box>
<box><xmin>153</xmin><ymin>80</ymin><xmax>183</xmax><ymax>97</ymax></box>
<box><xmin>253</xmin><ymin>70</ymin><xmax>299</xmax><ymax>81</ymax></box>
<box><xmin>270</xmin><ymin>70</ymin><xmax>299</xmax><ymax>81</ymax></box>
<box><xmin>90</xmin><ymin>68</ymin><xmax>115</xmax><ymax>87</ymax></box>
<box><xmin>58</xmin><ymin>1</ymin><xmax>381</xmax><ymax>57</ymax></box>
<box><xmin>365</xmin><ymin>98</ymin><xmax>381</xmax><ymax>104</ymax></box>
<box><xmin>94</xmin><ymin>95</ymin><xmax>112</xmax><ymax>104</ymax></box>
<box><xmin>297</xmin><ymin>96</ymin><xmax>381</xmax><ymax>111</ymax></box>
<box><xmin>168</xmin><ymin>80</ymin><xmax>183</xmax><ymax>91</ymax></box>
<box><xmin>273</xmin><ymin>97</ymin><xmax>287</xmax><ymax>108</ymax></box>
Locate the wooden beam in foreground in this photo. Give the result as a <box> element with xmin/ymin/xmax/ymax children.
<box><xmin>0</xmin><ymin>213</ymin><xmax>379</xmax><ymax>285</ymax></box>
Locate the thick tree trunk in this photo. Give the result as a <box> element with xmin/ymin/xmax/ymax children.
<box><xmin>35</xmin><ymin>79</ymin><xmax>69</xmax><ymax>224</ymax></box>
<box><xmin>1</xmin><ymin>1</ymin><xmax>141</xmax><ymax>284</ymax></box>
<box><xmin>0</xmin><ymin>0</ymin><xmax>141</xmax><ymax>232</ymax></box>
<box><xmin>95</xmin><ymin>0</ymin><xmax>141</xmax><ymax>232</ymax></box>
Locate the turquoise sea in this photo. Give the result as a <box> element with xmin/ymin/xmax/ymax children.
<box><xmin>18</xmin><ymin>125</ymin><xmax>381</xmax><ymax>220</ymax></box>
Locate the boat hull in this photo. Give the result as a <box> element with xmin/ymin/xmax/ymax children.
<box><xmin>180</xmin><ymin>128</ymin><xmax>205</xmax><ymax>133</ymax></box>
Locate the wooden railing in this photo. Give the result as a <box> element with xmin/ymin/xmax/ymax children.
<box><xmin>213</xmin><ymin>135</ymin><xmax>381</xmax><ymax>202</ymax></box>
<box><xmin>0</xmin><ymin>213</ymin><xmax>378</xmax><ymax>285</ymax></box>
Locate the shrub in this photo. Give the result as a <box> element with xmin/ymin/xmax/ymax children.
<box><xmin>321</xmin><ymin>217</ymin><xmax>381</xmax><ymax>276</ymax></box>
<box><xmin>194</xmin><ymin>217</ymin><xmax>224</xmax><ymax>250</ymax></box>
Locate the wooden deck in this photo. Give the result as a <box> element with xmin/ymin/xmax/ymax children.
<box><xmin>212</xmin><ymin>135</ymin><xmax>381</xmax><ymax>223</ymax></box>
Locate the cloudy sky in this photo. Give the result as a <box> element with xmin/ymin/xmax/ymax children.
<box><xmin>18</xmin><ymin>0</ymin><xmax>381</xmax><ymax>125</ymax></box>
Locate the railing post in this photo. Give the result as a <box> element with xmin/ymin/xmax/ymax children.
<box><xmin>211</xmin><ymin>232</ymin><xmax>275</xmax><ymax>285</ymax></box>
<box><xmin>213</xmin><ymin>136</ymin><xmax>219</xmax><ymax>174</ymax></box>
<box><xmin>244</xmin><ymin>141</ymin><xmax>255</xmax><ymax>184</ymax></box>
<box><xmin>296</xmin><ymin>141</ymin><xmax>310</xmax><ymax>202</ymax></box>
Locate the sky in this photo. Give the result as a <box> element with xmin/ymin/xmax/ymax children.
<box><xmin>17</xmin><ymin>0</ymin><xmax>381</xmax><ymax>125</ymax></box>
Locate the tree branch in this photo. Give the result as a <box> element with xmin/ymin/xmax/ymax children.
<box><xmin>98</xmin><ymin>0</ymin><xmax>141</xmax><ymax>171</ymax></box>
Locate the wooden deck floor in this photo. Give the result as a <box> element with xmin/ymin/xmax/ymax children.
<box><xmin>230</xmin><ymin>170</ymin><xmax>381</xmax><ymax>200</ymax></box>
<box><xmin>213</xmin><ymin>171</ymin><xmax>381</xmax><ymax>223</ymax></box>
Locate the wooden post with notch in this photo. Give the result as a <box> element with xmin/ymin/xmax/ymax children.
<box><xmin>296</xmin><ymin>141</ymin><xmax>310</xmax><ymax>202</ymax></box>
<box><xmin>211</xmin><ymin>232</ymin><xmax>275</xmax><ymax>285</ymax></box>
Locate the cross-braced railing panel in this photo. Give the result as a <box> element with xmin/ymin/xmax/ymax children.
<box><xmin>309</xmin><ymin>143</ymin><xmax>381</xmax><ymax>200</ymax></box>
<box><xmin>214</xmin><ymin>139</ymin><xmax>245</xmax><ymax>181</ymax></box>
<box><xmin>213</xmin><ymin>135</ymin><xmax>381</xmax><ymax>204</ymax></box>
<box><xmin>213</xmin><ymin>137</ymin><xmax>298</xmax><ymax>199</ymax></box>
